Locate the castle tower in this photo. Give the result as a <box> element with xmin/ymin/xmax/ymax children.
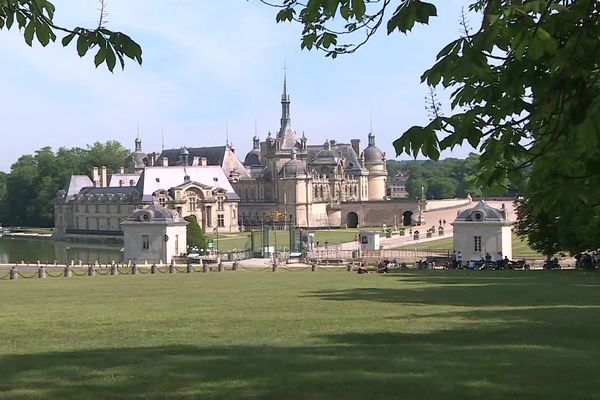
<box><xmin>277</xmin><ymin>71</ymin><xmax>297</xmax><ymax>149</ymax></box>
<box><xmin>363</xmin><ymin>132</ymin><xmax>387</xmax><ymax>201</ymax></box>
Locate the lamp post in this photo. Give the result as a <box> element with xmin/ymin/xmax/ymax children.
<box><xmin>213</xmin><ymin>227</ymin><xmax>219</xmax><ymax>256</ymax></box>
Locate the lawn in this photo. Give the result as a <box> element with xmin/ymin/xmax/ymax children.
<box><xmin>206</xmin><ymin>228</ymin><xmax>384</xmax><ymax>252</ymax></box>
<box><xmin>1</xmin><ymin>271</ymin><xmax>599</xmax><ymax>399</ymax></box>
<box><xmin>395</xmin><ymin>235</ymin><xmax>543</xmax><ymax>257</ymax></box>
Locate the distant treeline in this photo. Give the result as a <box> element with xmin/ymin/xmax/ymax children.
<box><xmin>387</xmin><ymin>154</ymin><xmax>517</xmax><ymax>200</ymax></box>
<box><xmin>0</xmin><ymin>142</ymin><xmax>131</xmax><ymax>228</ymax></box>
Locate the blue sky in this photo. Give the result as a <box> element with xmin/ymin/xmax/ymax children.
<box><xmin>0</xmin><ymin>0</ymin><xmax>477</xmax><ymax>172</ymax></box>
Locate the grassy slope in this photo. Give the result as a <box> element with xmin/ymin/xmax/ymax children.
<box><xmin>0</xmin><ymin>271</ymin><xmax>599</xmax><ymax>399</ymax></box>
<box><xmin>396</xmin><ymin>236</ymin><xmax>542</xmax><ymax>257</ymax></box>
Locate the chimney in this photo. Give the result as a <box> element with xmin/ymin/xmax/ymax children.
<box><xmin>100</xmin><ymin>166</ymin><xmax>107</xmax><ymax>188</ymax></box>
<box><xmin>119</xmin><ymin>167</ymin><xmax>125</xmax><ymax>174</ymax></box>
<box><xmin>200</xmin><ymin>157</ymin><xmax>207</xmax><ymax>166</ymax></box>
<box><xmin>92</xmin><ymin>167</ymin><xmax>100</xmax><ymax>187</ymax></box>
<box><xmin>147</xmin><ymin>153</ymin><xmax>155</xmax><ymax>167</ymax></box>
<box><xmin>162</xmin><ymin>157</ymin><xmax>169</xmax><ymax>167</ymax></box>
<box><xmin>351</xmin><ymin>139</ymin><xmax>361</xmax><ymax>156</ymax></box>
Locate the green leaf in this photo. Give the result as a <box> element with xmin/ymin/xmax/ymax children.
<box><xmin>94</xmin><ymin>47</ymin><xmax>106</xmax><ymax>68</ymax></box>
<box><xmin>23</xmin><ymin>20</ymin><xmax>34</xmax><ymax>46</ymax></box>
<box><xmin>76</xmin><ymin>34</ymin><xmax>89</xmax><ymax>57</ymax></box>
<box><xmin>105</xmin><ymin>46</ymin><xmax>116</xmax><ymax>72</ymax></box>
<box><xmin>61</xmin><ymin>32</ymin><xmax>76</xmax><ymax>46</ymax></box>
<box><xmin>352</xmin><ymin>0</ymin><xmax>365</xmax><ymax>20</ymax></box>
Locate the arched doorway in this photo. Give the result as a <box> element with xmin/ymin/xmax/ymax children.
<box><xmin>402</xmin><ymin>211</ymin><xmax>413</xmax><ymax>226</ymax></box>
<box><xmin>346</xmin><ymin>212</ymin><xmax>359</xmax><ymax>228</ymax></box>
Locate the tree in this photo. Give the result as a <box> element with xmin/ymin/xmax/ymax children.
<box><xmin>1</xmin><ymin>142</ymin><xmax>132</xmax><ymax>227</ymax></box>
<box><xmin>264</xmin><ymin>0</ymin><xmax>600</xmax><ymax>256</ymax></box>
<box><xmin>184</xmin><ymin>215</ymin><xmax>207</xmax><ymax>251</ymax></box>
<box><xmin>0</xmin><ymin>0</ymin><xmax>142</xmax><ymax>71</ymax></box>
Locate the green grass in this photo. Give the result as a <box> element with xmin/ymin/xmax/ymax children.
<box><xmin>396</xmin><ymin>236</ymin><xmax>543</xmax><ymax>257</ymax></box>
<box><xmin>206</xmin><ymin>229</ymin><xmax>385</xmax><ymax>252</ymax></box>
<box><xmin>1</xmin><ymin>271</ymin><xmax>599</xmax><ymax>399</ymax></box>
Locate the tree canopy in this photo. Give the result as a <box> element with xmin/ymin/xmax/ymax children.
<box><xmin>0</xmin><ymin>141</ymin><xmax>131</xmax><ymax>227</ymax></box>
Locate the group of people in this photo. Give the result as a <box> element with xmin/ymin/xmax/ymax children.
<box><xmin>574</xmin><ymin>252</ymin><xmax>600</xmax><ymax>270</ymax></box>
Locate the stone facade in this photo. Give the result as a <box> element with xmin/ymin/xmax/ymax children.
<box><xmin>235</xmin><ymin>76</ymin><xmax>421</xmax><ymax>228</ymax></box>
<box><xmin>54</xmin><ymin>163</ymin><xmax>240</xmax><ymax>243</ymax></box>
<box><xmin>122</xmin><ymin>204</ymin><xmax>188</xmax><ymax>264</ymax></box>
<box><xmin>452</xmin><ymin>201</ymin><xmax>513</xmax><ymax>261</ymax></box>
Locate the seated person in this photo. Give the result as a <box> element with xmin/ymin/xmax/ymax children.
<box><xmin>357</xmin><ymin>266</ymin><xmax>370</xmax><ymax>274</ymax></box>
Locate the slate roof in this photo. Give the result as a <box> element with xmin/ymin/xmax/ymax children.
<box><xmin>108</xmin><ymin>173</ymin><xmax>141</xmax><ymax>187</ymax></box>
<box><xmin>135</xmin><ymin>166</ymin><xmax>237</xmax><ymax>202</ymax></box>
<box><xmin>456</xmin><ymin>201</ymin><xmax>509</xmax><ymax>222</ymax></box>
<box><xmin>124</xmin><ymin>204</ymin><xmax>184</xmax><ymax>224</ymax></box>
<box><xmin>62</xmin><ymin>175</ymin><xmax>93</xmax><ymax>201</ymax></box>
<box><xmin>159</xmin><ymin>146</ymin><xmax>226</xmax><ymax>166</ymax></box>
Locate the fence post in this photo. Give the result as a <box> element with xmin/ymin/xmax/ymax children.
<box><xmin>272</xmin><ymin>263</ymin><xmax>278</xmax><ymax>272</ymax></box>
<box><xmin>186</xmin><ymin>263</ymin><xmax>193</xmax><ymax>273</ymax></box>
<box><xmin>232</xmin><ymin>261</ymin><xmax>239</xmax><ymax>271</ymax></box>
<box><xmin>38</xmin><ymin>266</ymin><xmax>47</xmax><ymax>279</ymax></box>
<box><xmin>347</xmin><ymin>263</ymin><xmax>353</xmax><ymax>272</ymax></box>
<box><xmin>10</xmin><ymin>266</ymin><xmax>18</xmax><ymax>280</ymax></box>
<box><xmin>132</xmin><ymin>263</ymin><xmax>138</xmax><ymax>275</ymax></box>
<box><xmin>88</xmin><ymin>265</ymin><xmax>96</xmax><ymax>276</ymax></box>
<box><xmin>110</xmin><ymin>264</ymin><xmax>118</xmax><ymax>276</ymax></box>
<box><xmin>150</xmin><ymin>264</ymin><xmax>157</xmax><ymax>274</ymax></box>
<box><xmin>218</xmin><ymin>261</ymin><xmax>224</xmax><ymax>272</ymax></box>
<box><xmin>64</xmin><ymin>266</ymin><xmax>72</xmax><ymax>278</ymax></box>
<box><xmin>169</xmin><ymin>262</ymin><xmax>176</xmax><ymax>274</ymax></box>
<box><xmin>203</xmin><ymin>264</ymin><xmax>208</xmax><ymax>273</ymax></box>
<box><xmin>311</xmin><ymin>263</ymin><xmax>317</xmax><ymax>272</ymax></box>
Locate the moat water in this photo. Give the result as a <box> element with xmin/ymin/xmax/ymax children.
<box><xmin>0</xmin><ymin>237</ymin><xmax>123</xmax><ymax>264</ymax></box>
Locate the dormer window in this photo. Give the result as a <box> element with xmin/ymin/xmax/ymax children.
<box><xmin>473</xmin><ymin>211</ymin><xmax>483</xmax><ymax>221</ymax></box>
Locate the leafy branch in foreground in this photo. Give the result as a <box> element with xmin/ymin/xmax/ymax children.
<box><xmin>0</xmin><ymin>0</ymin><xmax>142</xmax><ymax>71</ymax></box>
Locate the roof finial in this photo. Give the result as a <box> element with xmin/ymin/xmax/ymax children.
<box><xmin>226</xmin><ymin>120</ymin><xmax>229</xmax><ymax>146</ymax></box>
<box><xmin>283</xmin><ymin>60</ymin><xmax>288</xmax><ymax>97</ymax></box>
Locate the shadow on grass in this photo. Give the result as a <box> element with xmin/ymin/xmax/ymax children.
<box><xmin>1</xmin><ymin>312</ymin><xmax>599</xmax><ymax>400</ymax></box>
<box><xmin>2</xmin><ymin>271</ymin><xmax>600</xmax><ymax>399</ymax></box>
<box><xmin>305</xmin><ymin>271</ymin><xmax>600</xmax><ymax>307</ymax></box>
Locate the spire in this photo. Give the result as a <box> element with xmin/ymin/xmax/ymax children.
<box><xmin>279</xmin><ymin>64</ymin><xmax>291</xmax><ymax>136</ymax></box>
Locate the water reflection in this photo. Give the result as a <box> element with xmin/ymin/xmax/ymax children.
<box><xmin>0</xmin><ymin>237</ymin><xmax>122</xmax><ymax>264</ymax></box>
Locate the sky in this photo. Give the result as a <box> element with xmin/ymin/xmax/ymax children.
<box><xmin>0</xmin><ymin>0</ymin><xmax>477</xmax><ymax>173</ymax></box>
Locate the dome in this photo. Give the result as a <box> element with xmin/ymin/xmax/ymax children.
<box><xmin>363</xmin><ymin>145</ymin><xmax>384</xmax><ymax>164</ymax></box>
<box><xmin>244</xmin><ymin>149</ymin><xmax>261</xmax><ymax>166</ymax></box>
<box><xmin>279</xmin><ymin>158</ymin><xmax>307</xmax><ymax>177</ymax></box>
<box><xmin>126</xmin><ymin>204</ymin><xmax>181</xmax><ymax>224</ymax></box>
<box><xmin>456</xmin><ymin>201</ymin><xmax>508</xmax><ymax>222</ymax></box>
